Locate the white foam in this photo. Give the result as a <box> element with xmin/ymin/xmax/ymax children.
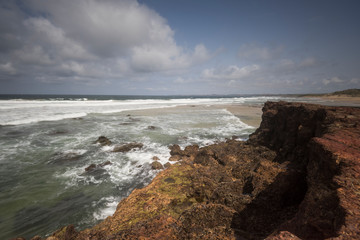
<box><xmin>0</xmin><ymin>96</ymin><xmax>281</xmax><ymax>125</ymax></box>
<box><xmin>92</xmin><ymin>196</ymin><xmax>119</xmax><ymax>220</ymax></box>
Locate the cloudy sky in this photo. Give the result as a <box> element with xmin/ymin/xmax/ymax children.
<box><xmin>0</xmin><ymin>0</ymin><xmax>359</xmax><ymax>95</ymax></box>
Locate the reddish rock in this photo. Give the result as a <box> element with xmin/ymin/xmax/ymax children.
<box><xmin>151</xmin><ymin>161</ymin><xmax>164</xmax><ymax>170</ymax></box>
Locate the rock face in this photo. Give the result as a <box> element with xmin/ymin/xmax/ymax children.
<box><xmin>26</xmin><ymin>102</ymin><xmax>360</xmax><ymax>240</ymax></box>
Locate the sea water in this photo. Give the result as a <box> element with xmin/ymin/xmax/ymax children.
<box><xmin>0</xmin><ymin>95</ymin><xmax>317</xmax><ymax>239</ymax></box>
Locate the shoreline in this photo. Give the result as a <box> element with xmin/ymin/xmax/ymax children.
<box><xmin>121</xmin><ymin>103</ymin><xmax>264</xmax><ymax>128</ymax></box>
<box><xmin>31</xmin><ymin>101</ymin><xmax>360</xmax><ymax>240</ymax></box>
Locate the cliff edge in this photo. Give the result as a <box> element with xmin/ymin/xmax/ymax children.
<box><xmin>24</xmin><ymin>102</ymin><xmax>360</xmax><ymax>240</ymax></box>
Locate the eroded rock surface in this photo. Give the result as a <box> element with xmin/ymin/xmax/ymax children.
<box><xmin>25</xmin><ymin>102</ymin><xmax>360</xmax><ymax>240</ymax></box>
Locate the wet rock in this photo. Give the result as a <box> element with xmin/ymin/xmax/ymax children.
<box><xmin>152</xmin><ymin>156</ymin><xmax>160</xmax><ymax>161</ymax></box>
<box><xmin>151</xmin><ymin>161</ymin><xmax>164</xmax><ymax>170</ymax></box>
<box><xmin>49</xmin><ymin>152</ymin><xmax>83</xmax><ymax>164</ymax></box>
<box><xmin>164</xmin><ymin>162</ymin><xmax>171</xmax><ymax>168</ymax></box>
<box><xmin>85</xmin><ymin>161</ymin><xmax>112</xmax><ymax>172</ymax></box>
<box><xmin>147</xmin><ymin>126</ymin><xmax>156</xmax><ymax>130</ymax></box>
<box><xmin>95</xmin><ymin>136</ymin><xmax>112</xmax><ymax>146</ymax></box>
<box><xmin>99</xmin><ymin>161</ymin><xmax>112</xmax><ymax>167</ymax></box>
<box><xmin>48</xmin><ymin>129</ymin><xmax>68</xmax><ymax>135</ymax></box>
<box><xmin>113</xmin><ymin>143</ymin><xmax>143</xmax><ymax>152</ymax></box>
<box><xmin>85</xmin><ymin>164</ymin><xmax>96</xmax><ymax>172</ymax></box>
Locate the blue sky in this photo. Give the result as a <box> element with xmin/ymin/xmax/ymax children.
<box><xmin>0</xmin><ymin>0</ymin><xmax>359</xmax><ymax>95</ymax></box>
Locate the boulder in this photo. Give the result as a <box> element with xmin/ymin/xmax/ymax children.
<box><xmin>151</xmin><ymin>161</ymin><xmax>164</xmax><ymax>170</ymax></box>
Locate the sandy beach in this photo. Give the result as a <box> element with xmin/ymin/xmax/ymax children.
<box><xmin>123</xmin><ymin>103</ymin><xmax>263</xmax><ymax>128</ymax></box>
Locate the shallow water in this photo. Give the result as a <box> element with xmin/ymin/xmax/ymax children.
<box><xmin>0</xmin><ymin>95</ymin><xmax>322</xmax><ymax>239</ymax></box>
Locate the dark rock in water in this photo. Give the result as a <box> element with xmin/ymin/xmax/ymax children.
<box><xmin>85</xmin><ymin>164</ymin><xmax>96</xmax><ymax>172</ymax></box>
<box><xmin>164</xmin><ymin>162</ymin><xmax>171</xmax><ymax>168</ymax></box>
<box><xmin>48</xmin><ymin>129</ymin><xmax>68</xmax><ymax>135</ymax></box>
<box><xmin>152</xmin><ymin>156</ymin><xmax>160</xmax><ymax>161</ymax></box>
<box><xmin>147</xmin><ymin>126</ymin><xmax>157</xmax><ymax>130</ymax></box>
<box><xmin>113</xmin><ymin>143</ymin><xmax>143</xmax><ymax>152</ymax></box>
<box><xmin>85</xmin><ymin>161</ymin><xmax>112</xmax><ymax>172</ymax></box>
<box><xmin>151</xmin><ymin>161</ymin><xmax>164</xmax><ymax>170</ymax></box>
<box><xmin>120</xmin><ymin>122</ymin><xmax>133</xmax><ymax>126</ymax></box>
<box><xmin>95</xmin><ymin>136</ymin><xmax>112</xmax><ymax>146</ymax></box>
<box><xmin>99</xmin><ymin>161</ymin><xmax>112</xmax><ymax>167</ymax></box>
<box><xmin>29</xmin><ymin>102</ymin><xmax>360</xmax><ymax>240</ymax></box>
<box><xmin>49</xmin><ymin>152</ymin><xmax>82</xmax><ymax>164</ymax></box>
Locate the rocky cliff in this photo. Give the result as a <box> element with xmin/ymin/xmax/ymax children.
<box><xmin>24</xmin><ymin>102</ymin><xmax>360</xmax><ymax>240</ymax></box>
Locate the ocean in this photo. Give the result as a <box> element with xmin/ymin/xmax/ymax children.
<box><xmin>0</xmin><ymin>94</ymin><xmax>318</xmax><ymax>239</ymax></box>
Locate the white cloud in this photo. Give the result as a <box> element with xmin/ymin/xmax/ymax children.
<box><xmin>238</xmin><ymin>43</ymin><xmax>283</xmax><ymax>60</ymax></box>
<box><xmin>0</xmin><ymin>62</ymin><xmax>17</xmax><ymax>75</ymax></box>
<box><xmin>322</xmin><ymin>77</ymin><xmax>344</xmax><ymax>85</ymax></box>
<box><xmin>299</xmin><ymin>57</ymin><xmax>317</xmax><ymax>67</ymax></box>
<box><xmin>24</xmin><ymin>17</ymin><xmax>95</xmax><ymax>61</ymax></box>
<box><xmin>350</xmin><ymin>78</ymin><xmax>359</xmax><ymax>84</ymax></box>
<box><xmin>202</xmin><ymin>64</ymin><xmax>260</xmax><ymax>80</ymax></box>
<box><xmin>14</xmin><ymin>45</ymin><xmax>52</xmax><ymax>65</ymax></box>
<box><xmin>0</xmin><ymin>0</ymin><xmax>211</xmax><ymax>84</ymax></box>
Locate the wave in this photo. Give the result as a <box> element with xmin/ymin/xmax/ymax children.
<box><xmin>0</xmin><ymin>96</ymin><xmax>283</xmax><ymax>126</ymax></box>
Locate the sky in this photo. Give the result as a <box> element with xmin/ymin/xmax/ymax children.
<box><xmin>0</xmin><ymin>0</ymin><xmax>359</xmax><ymax>95</ymax></box>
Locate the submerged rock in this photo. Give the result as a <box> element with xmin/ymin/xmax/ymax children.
<box><xmin>85</xmin><ymin>161</ymin><xmax>112</xmax><ymax>172</ymax></box>
<box><xmin>112</xmin><ymin>143</ymin><xmax>143</xmax><ymax>152</ymax></box>
<box><xmin>84</xmin><ymin>164</ymin><xmax>96</xmax><ymax>172</ymax></box>
<box><xmin>27</xmin><ymin>102</ymin><xmax>360</xmax><ymax>240</ymax></box>
<box><xmin>95</xmin><ymin>136</ymin><xmax>112</xmax><ymax>146</ymax></box>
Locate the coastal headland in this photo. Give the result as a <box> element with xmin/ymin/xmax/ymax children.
<box><xmin>19</xmin><ymin>101</ymin><xmax>360</xmax><ymax>240</ymax></box>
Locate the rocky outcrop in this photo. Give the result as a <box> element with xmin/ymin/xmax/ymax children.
<box><xmin>25</xmin><ymin>102</ymin><xmax>360</xmax><ymax>240</ymax></box>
